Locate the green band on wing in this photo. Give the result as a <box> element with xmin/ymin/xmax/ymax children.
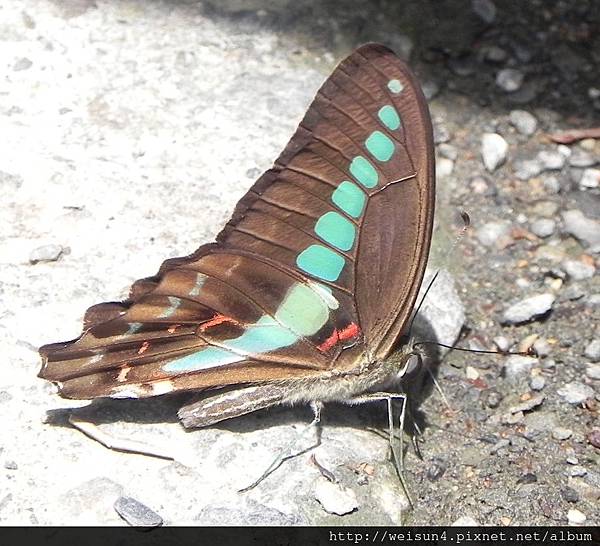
<box><xmin>314</xmin><ymin>211</ymin><xmax>356</xmax><ymax>251</ymax></box>
<box><xmin>349</xmin><ymin>156</ymin><xmax>378</xmax><ymax>188</ymax></box>
<box><xmin>365</xmin><ymin>131</ymin><xmax>395</xmax><ymax>162</ymax></box>
<box><xmin>275</xmin><ymin>283</ymin><xmax>330</xmax><ymax>336</ymax></box>
<box><xmin>378</xmin><ymin>105</ymin><xmax>401</xmax><ymax>131</ymax></box>
<box><xmin>296</xmin><ymin>244</ymin><xmax>345</xmax><ymax>281</ymax></box>
<box><xmin>331</xmin><ymin>181</ymin><xmax>366</xmax><ymax>218</ymax></box>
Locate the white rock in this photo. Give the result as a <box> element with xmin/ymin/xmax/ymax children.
<box><xmin>452</xmin><ymin>515</ymin><xmax>480</xmax><ymax>526</ymax></box>
<box><xmin>501</xmin><ymin>293</ymin><xmax>555</xmax><ymax>324</ymax></box>
<box><xmin>314</xmin><ymin>478</ymin><xmax>358</xmax><ymax>516</ymax></box>
<box><xmin>584</xmin><ymin>339</ymin><xmax>600</xmax><ymax>362</ymax></box>
<box><xmin>436</xmin><ymin>157</ymin><xmax>454</xmax><ymax>178</ymax></box>
<box><xmin>557</xmin><ymin>382</ymin><xmax>595</xmax><ymax>405</ymax></box>
<box><xmin>509</xmin><ymin>110</ymin><xmax>538</xmax><ymax>136</ymax></box>
<box><xmin>537</xmin><ymin>150</ymin><xmax>565</xmax><ymax>171</ymax></box>
<box><xmin>476</xmin><ymin>221</ymin><xmax>511</xmax><ymax>246</ymax></box>
<box><xmin>567</xmin><ymin>508</ymin><xmax>586</xmax><ymax>525</ymax></box>
<box><xmin>471</xmin><ymin>0</ymin><xmax>496</xmax><ymax>23</ymax></box>
<box><xmin>585</xmin><ymin>363</ymin><xmax>600</xmax><ymax>380</ymax></box>
<box><xmin>579</xmin><ymin>168</ymin><xmax>600</xmax><ymax>189</ymax></box>
<box><xmin>562</xmin><ymin>210</ymin><xmax>600</xmax><ymax>249</ymax></box>
<box><xmin>496</xmin><ymin>68</ymin><xmax>524</xmax><ymax>92</ymax></box>
<box><xmin>504</xmin><ymin>356</ymin><xmax>537</xmax><ymax>382</ymax></box>
<box><xmin>481</xmin><ymin>133</ymin><xmax>508</xmax><ymax>172</ymax></box>
<box><xmin>530</xmin><ymin>218</ymin><xmax>555</xmax><ymax>238</ymax></box>
<box><xmin>561</xmin><ymin>260</ymin><xmax>595</xmax><ymax>280</ymax></box>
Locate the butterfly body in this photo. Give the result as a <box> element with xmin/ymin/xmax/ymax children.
<box><xmin>39</xmin><ymin>43</ymin><xmax>435</xmax><ymax>428</ymax></box>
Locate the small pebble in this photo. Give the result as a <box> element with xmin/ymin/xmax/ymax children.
<box><xmin>3</xmin><ymin>461</ymin><xmax>18</xmax><ymax>470</ymax></box>
<box><xmin>557</xmin><ymin>382</ymin><xmax>594</xmax><ymax>405</ymax></box>
<box><xmin>579</xmin><ymin>168</ymin><xmax>600</xmax><ymax>189</ymax></box>
<box><xmin>569</xmin><ymin>150</ymin><xmax>597</xmax><ymax>168</ymax></box>
<box><xmin>561</xmin><ymin>210</ymin><xmax>600</xmax><ymax>249</ymax></box>
<box><xmin>570</xmin><ymin>466</ymin><xmax>587</xmax><ymax>478</ymax></box>
<box><xmin>471</xmin><ymin>0</ymin><xmax>496</xmax><ymax>23</ymax></box>
<box><xmin>481</xmin><ymin>133</ymin><xmax>508</xmax><ymax>172</ymax></box>
<box><xmin>509</xmin><ymin>394</ymin><xmax>544</xmax><ymax>414</ymax></box>
<box><xmin>566</xmin><ymin>456</ymin><xmax>579</xmax><ymax>465</ymax></box>
<box><xmin>484</xmin><ymin>45</ymin><xmax>507</xmax><ymax>63</ymax></box>
<box><xmin>561</xmin><ymin>260</ymin><xmax>595</xmax><ymax>281</ymax></box>
<box><xmin>476</xmin><ymin>221</ymin><xmax>511</xmax><ymax>246</ymax></box>
<box><xmin>585</xmin><ymin>363</ymin><xmax>600</xmax><ymax>380</ymax></box>
<box><xmin>562</xmin><ymin>487</ymin><xmax>580</xmax><ymax>503</ymax></box>
<box><xmin>532</xmin><ymin>338</ymin><xmax>551</xmax><ymax>357</ymax></box>
<box><xmin>481</xmin><ymin>388</ymin><xmax>503</xmax><ymax>408</ymax></box>
<box><xmin>433</xmin><ymin>123</ymin><xmax>450</xmax><ymax>144</ymax></box>
<box><xmin>493</xmin><ymin>336</ymin><xmax>511</xmax><ymax>352</ymax></box>
<box><xmin>426</xmin><ymin>458</ymin><xmax>447</xmax><ymax>481</ymax></box>
<box><xmin>567</xmin><ymin>508</ymin><xmax>586</xmax><ymax>525</ymax></box>
<box><xmin>113</xmin><ymin>496</ymin><xmax>163</xmax><ymax>527</ymax></box>
<box><xmin>537</xmin><ymin>149</ymin><xmax>565</xmax><ymax>171</ymax></box>
<box><xmin>422</xmin><ymin>80</ymin><xmax>440</xmax><ymax>100</ymax></box>
<box><xmin>496</xmin><ymin>68</ymin><xmax>524</xmax><ymax>93</ymax></box>
<box><xmin>517</xmin><ymin>473</ymin><xmax>537</xmax><ymax>485</ymax></box>
<box><xmin>501</xmin><ymin>293</ymin><xmax>555</xmax><ymax>325</ymax></box>
<box><xmin>509</xmin><ymin>110</ymin><xmax>537</xmax><ymax>136</ymax></box>
<box><xmin>314</xmin><ymin>478</ymin><xmax>358</xmax><ymax>515</ymax></box>
<box><xmin>530</xmin><ymin>376</ymin><xmax>546</xmax><ymax>391</ymax></box>
<box><xmin>29</xmin><ymin>244</ymin><xmax>64</xmax><ymax>264</ymax></box>
<box><xmin>543</xmin><ymin>176</ymin><xmax>561</xmax><ymax>194</ymax></box>
<box><xmin>503</xmin><ymin>356</ymin><xmax>537</xmax><ymax>382</ymax></box>
<box><xmin>438</xmin><ymin>143</ymin><xmax>458</xmax><ymax>161</ymax></box>
<box><xmin>436</xmin><ymin>157</ymin><xmax>454</xmax><ymax>178</ymax></box>
<box><xmin>584</xmin><ymin>339</ymin><xmax>600</xmax><ymax>362</ymax></box>
<box><xmin>588</xmin><ymin>429</ymin><xmax>600</xmax><ymax>449</ymax></box>
<box><xmin>530</xmin><ymin>218</ymin><xmax>555</xmax><ymax>238</ymax></box>
<box><xmin>14</xmin><ymin>57</ymin><xmax>33</xmax><ymax>71</ymax></box>
<box><xmin>514</xmin><ymin>159</ymin><xmax>543</xmax><ymax>180</ymax></box>
<box><xmin>552</xmin><ymin>427</ymin><xmax>573</xmax><ymax>441</ymax></box>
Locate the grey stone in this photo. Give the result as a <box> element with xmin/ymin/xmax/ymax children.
<box><xmin>434</xmin><ymin>123</ymin><xmax>451</xmax><ymax>144</ymax></box>
<box><xmin>509</xmin><ymin>110</ymin><xmax>538</xmax><ymax>136</ymax></box>
<box><xmin>472</xmin><ymin>0</ymin><xmax>496</xmax><ymax>23</ymax></box>
<box><xmin>570</xmin><ymin>466</ymin><xmax>588</xmax><ymax>478</ymax></box>
<box><xmin>452</xmin><ymin>516</ymin><xmax>480</xmax><ymax>526</ymax></box>
<box><xmin>436</xmin><ymin>157</ymin><xmax>454</xmax><ymax>178</ymax></box>
<box><xmin>579</xmin><ymin>168</ymin><xmax>600</xmax><ymax>189</ymax></box>
<box><xmin>501</xmin><ymin>293</ymin><xmax>555</xmax><ymax>324</ymax></box>
<box><xmin>514</xmin><ymin>159</ymin><xmax>543</xmax><ymax>180</ymax></box>
<box><xmin>552</xmin><ymin>427</ymin><xmax>573</xmax><ymax>441</ymax></box>
<box><xmin>543</xmin><ymin>176</ymin><xmax>562</xmax><ymax>194</ymax></box>
<box><xmin>586</xmin><ymin>363</ymin><xmax>600</xmax><ymax>380</ymax></box>
<box><xmin>561</xmin><ymin>260</ymin><xmax>595</xmax><ymax>280</ymax></box>
<box><xmin>504</xmin><ymin>355</ymin><xmax>537</xmax><ymax>381</ymax></box>
<box><xmin>493</xmin><ymin>336</ymin><xmax>511</xmax><ymax>352</ymax></box>
<box><xmin>422</xmin><ymin>80</ymin><xmax>440</xmax><ymax>101</ymax></box>
<box><xmin>484</xmin><ymin>45</ymin><xmax>508</xmax><ymax>63</ymax></box>
<box><xmin>29</xmin><ymin>244</ymin><xmax>64</xmax><ymax>264</ymax></box>
<box><xmin>509</xmin><ymin>394</ymin><xmax>545</xmax><ymax>414</ymax></box>
<box><xmin>195</xmin><ymin>501</ymin><xmax>302</xmax><ymax>525</ymax></box>
<box><xmin>476</xmin><ymin>221</ymin><xmax>511</xmax><ymax>247</ymax></box>
<box><xmin>114</xmin><ymin>496</ymin><xmax>162</xmax><ymax>527</ymax></box>
<box><xmin>584</xmin><ymin>340</ymin><xmax>600</xmax><ymax>362</ymax></box>
<box><xmin>562</xmin><ymin>210</ymin><xmax>600</xmax><ymax>249</ymax></box>
<box><xmin>557</xmin><ymin>382</ymin><xmax>595</xmax><ymax>405</ymax></box>
<box><xmin>588</xmin><ymin>294</ymin><xmax>600</xmax><ymax>307</ymax></box>
<box><xmin>569</xmin><ymin>150</ymin><xmax>598</xmax><ymax>168</ymax></box>
<box><xmin>481</xmin><ymin>133</ymin><xmax>508</xmax><ymax>171</ymax></box>
<box><xmin>438</xmin><ymin>143</ymin><xmax>458</xmax><ymax>161</ymax></box>
<box><xmin>530</xmin><ymin>376</ymin><xmax>546</xmax><ymax>391</ymax></box>
<box><xmin>496</xmin><ymin>68</ymin><xmax>524</xmax><ymax>92</ymax></box>
<box><xmin>532</xmin><ymin>338</ymin><xmax>551</xmax><ymax>357</ymax></box>
<box><xmin>314</xmin><ymin>478</ymin><xmax>358</xmax><ymax>515</ymax></box>
<box><xmin>14</xmin><ymin>57</ymin><xmax>32</xmax><ymax>71</ymax></box>
<box><xmin>530</xmin><ymin>218</ymin><xmax>555</xmax><ymax>238</ymax></box>
<box><xmin>537</xmin><ymin>149</ymin><xmax>566</xmax><ymax>171</ymax></box>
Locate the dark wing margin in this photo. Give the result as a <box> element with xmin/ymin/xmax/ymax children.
<box><xmin>38</xmin><ymin>43</ymin><xmax>434</xmax><ymax>399</ymax></box>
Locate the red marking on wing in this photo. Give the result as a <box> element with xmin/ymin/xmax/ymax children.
<box><xmin>138</xmin><ymin>341</ymin><xmax>150</xmax><ymax>355</ymax></box>
<box><xmin>317</xmin><ymin>322</ymin><xmax>360</xmax><ymax>352</ymax></box>
<box><xmin>199</xmin><ymin>314</ymin><xmax>240</xmax><ymax>332</ymax></box>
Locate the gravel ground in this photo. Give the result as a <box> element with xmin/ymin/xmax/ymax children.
<box><xmin>1</xmin><ymin>0</ymin><xmax>599</xmax><ymax>527</ymax></box>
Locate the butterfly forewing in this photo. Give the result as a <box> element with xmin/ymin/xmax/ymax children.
<box><xmin>39</xmin><ymin>43</ymin><xmax>434</xmax><ymax>400</ymax></box>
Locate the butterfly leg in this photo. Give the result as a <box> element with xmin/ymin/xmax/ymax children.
<box><xmin>239</xmin><ymin>400</ymin><xmax>323</xmax><ymax>493</ymax></box>
<box><xmin>346</xmin><ymin>392</ymin><xmax>413</xmax><ymax>508</ymax></box>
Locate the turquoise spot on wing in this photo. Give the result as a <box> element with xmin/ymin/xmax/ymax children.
<box><xmin>378</xmin><ymin>105</ymin><xmax>401</xmax><ymax>131</ymax></box>
<box><xmin>388</xmin><ymin>79</ymin><xmax>404</xmax><ymax>93</ymax></box>
<box><xmin>275</xmin><ymin>282</ymin><xmax>330</xmax><ymax>336</ymax></box>
<box><xmin>365</xmin><ymin>131</ymin><xmax>395</xmax><ymax>162</ymax></box>
<box><xmin>189</xmin><ymin>273</ymin><xmax>207</xmax><ymax>296</ymax></box>
<box><xmin>224</xmin><ymin>315</ymin><xmax>298</xmax><ymax>354</ymax></box>
<box><xmin>126</xmin><ymin>322</ymin><xmax>142</xmax><ymax>335</ymax></box>
<box><xmin>349</xmin><ymin>156</ymin><xmax>378</xmax><ymax>188</ymax></box>
<box><xmin>164</xmin><ymin>347</ymin><xmax>243</xmax><ymax>372</ymax></box>
<box><xmin>314</xmin><ymin>211</ymin><xmax>356</xmax><ymax>251</ymax></box>
<box><xmin>331</xmin><ymin>181</ymin><xmax>366</xmax><ymax>218</ymax></box>
<box><xmin>297</xmin><ymin>244</ymin><xmax>345</xmax><ymax>282</ymax></box>
<box><xmin>158</xmin><ymin>296</ymin><xmax>181</xmax><ymax>319</ymax></box>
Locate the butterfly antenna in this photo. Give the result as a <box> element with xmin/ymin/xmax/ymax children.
<box><xmin>407</xmin><ymin>211</ymin><xmax>471</xmax><ymax>337</ymax></box>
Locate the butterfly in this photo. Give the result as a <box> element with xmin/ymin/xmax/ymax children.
<box><xmin>39</xmin><ymin>43</ymin><xmax>435</xmax><ymax>439</ymax></box>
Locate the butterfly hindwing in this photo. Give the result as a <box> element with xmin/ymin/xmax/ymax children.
<box><xmin>39</xmin><ymin>43</ymin><xmax>434</xmax><ymax>399</ymax></box>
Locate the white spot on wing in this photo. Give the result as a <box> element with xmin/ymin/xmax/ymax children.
<box><xmin>309</xmin><ymin>281</ymin><xmax>339</xmax><ymax>310</ymax></box>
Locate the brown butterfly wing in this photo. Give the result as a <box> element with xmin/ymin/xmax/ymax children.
<box><xmin>39</xmin><ymin>43</ymin><xmax>434</xmax><ymax>399</ymax></box>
